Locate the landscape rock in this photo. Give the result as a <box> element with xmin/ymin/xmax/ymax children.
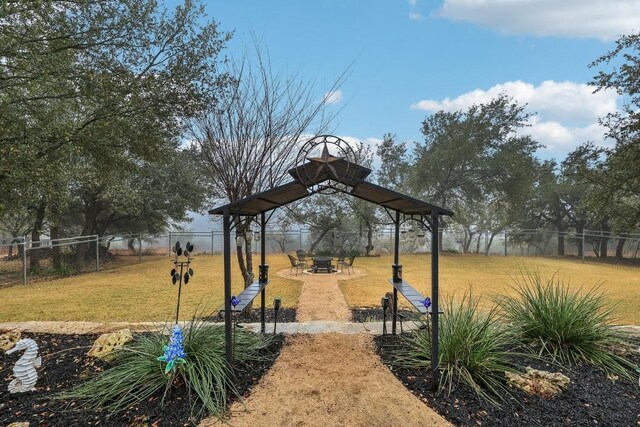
<box><xmin>505</xmin><ymin>367</ymin><xmax>570</xmax><ymax>397</ymax></box>
<box><xmin>7</xmin><ymin>422</ymin><xmax>30</xmax><ymax>427</ymax></box>
<box><xmin>87</xmin><ymin>328</ymin><xmax>133</xmax><ymax>359</ymax></box>
<box><xmin>0</xmin><ymin>330</ymin><xmax>21</xmax><ymax>352</ymax></box>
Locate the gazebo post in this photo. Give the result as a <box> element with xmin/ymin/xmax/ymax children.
<box><xmin>223</xmin><ymin>210</ymin><xmax>234</xmax><ymax>375</ymax></box>
<box><xmin>260</xmin><ymin>212</ymin><xmax>266</xmax><ymax>333</ymax></box>
<box><xmin>392</xmin><ymin>210</ymin><xmax>400</xmax><ymax>335</ymax></box>
<box><xmin>430</xmin><ymin>211</ymin><xmax>440</xmax><ymax>390</ymax></box>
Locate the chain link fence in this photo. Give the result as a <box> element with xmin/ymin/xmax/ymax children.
<box><xmin>1</xmin><ymin>227</ymin><xmax>638</xmax><ymax>287</ymax></box>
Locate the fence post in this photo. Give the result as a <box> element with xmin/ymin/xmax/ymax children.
<box><xmin>22</xmin><ymin>235</ymin><xmax>28</xmax><ymax>285</ymax></box>
<box><xmin>211</xmin><ymin>230</ymin><xmax>214</xmax><ymax>254</ymax></box>
<box><xmin>139</xmin><ymin>233</ymin><xmax>143</xmax><ymax>264</ymax></box>
<box><xmin>96</xmin><ymin>235</ymin><xmax>100</xmax><ymax>272</ymax></box>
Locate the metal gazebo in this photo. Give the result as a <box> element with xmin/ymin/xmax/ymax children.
<box><xmin>209</xmin><ymin>135</ymin><xmax>453</xmax><ymax>390</ymax></box>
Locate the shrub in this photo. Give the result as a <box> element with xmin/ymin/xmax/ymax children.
<box><xmin>397</xmin><ymin>292</ymin><xmax>515</xmax><ymax>404</ymax></box>
<box><xmin>497</xmin><ymin>270</ymin><xmax>637</xmax><ymax>379</ymax></box>
<box><xmin>61</xmin><ymin>319</ymin><xmax>273</xmax><ymax>418</ymax></box>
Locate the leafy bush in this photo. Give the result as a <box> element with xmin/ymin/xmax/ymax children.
<box><xmin>497</xmin><ymin>270</ymin><xmax>637</xmax><ymax>379</ymax></box>
<box><xmin>61</xmin><ymin>319</ymin><xmax>273</xmax><ymax>418</ymax></box>
<box><xmin>397</xmin><ymin>292</ymin><xmax>515</xmax><ymax>404</ymax></box>
<box><xmin>55</xmin><ymin>263</ymin><xmax>77</xmax><ymax>277</ymax></box>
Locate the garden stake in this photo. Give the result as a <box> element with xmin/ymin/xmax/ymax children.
<box><xmin>175</xmin><ymin>262</ymin><xmax>184</xmax><ymax>324</ymax></box>
<box><xmin>170</xmin><ymin>241</ymin><xmax>195</xmax><ymax>324</ymax></box>
<box><xmin>381</xmin><ymin>296</ymin><xmax>389</xmax><ymax>335</ymax></box>
<box><xmin>231</xmin><ymin>295</ymin><xmax>241</xmax><ymax>362</ymax></box>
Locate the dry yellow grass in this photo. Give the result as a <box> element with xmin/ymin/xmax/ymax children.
<box><xmin>339</xmin><ymin>254</ymin><xmax>640</xmax><ymax>324</ymax></box>
<box><xmin>0</xmin><ymin>254</ymin><xmax>301</xmax><ymax>322</ymax></box>
<box><xmin>1</xmin><ymin>253</ymin><xmax>638</xmax><ymax>324</ymax></box>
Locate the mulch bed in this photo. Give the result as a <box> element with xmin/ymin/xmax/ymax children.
<box><xmin>374</xmin><ymin>334</ymin><xmax>640</xmax><ymax>426</ymax></box>
<box><xmin>204</xmin><ymin>307</ymin><xmax>297</xmax><ymax>323</ymax></box>
<box><xmin>1</xmin><ymin>332</ymin><xmax>285</xmax><ymax>426</ymax></box>
<box><xmin>351</xmin><ymin>307</ymin><xmax>423</xmax><ymax>323</ymax></box>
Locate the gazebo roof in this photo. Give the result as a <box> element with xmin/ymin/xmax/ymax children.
<box><xmin>208</xmin><ymin>158</ymin><xmax>453</xmax><ymax>217</ymax></box>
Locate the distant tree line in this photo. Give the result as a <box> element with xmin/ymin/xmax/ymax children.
<box><xmin>285</xmin><ymin>33</ymin><xmax>639</xmax><ymax>260</ymax></box>
<box><xmin>371</xmin><ymin>34</ymin><xmax>640</xmax><ymax>259</ymax></box>
<box><xmin>1</xmin><ymin>0</ymin><xmax>638</xmax><ymax>271</ymax></box>
<box><xmin>0</xmin><ymin>0</ymin><xmax>228</xmax><ymax>268</ymax></box>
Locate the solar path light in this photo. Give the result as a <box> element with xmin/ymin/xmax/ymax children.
<box><xmin>273</xmin><ymin>297</ymin><xmax>282</xmax><ymax>334</ymax></box>
<box><xmin>381</xmin><ymin>296</ymin><xmax>390</xmax><ymax>335</ymax></box>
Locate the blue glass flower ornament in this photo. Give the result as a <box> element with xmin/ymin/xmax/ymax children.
<box><xmin>422</xmin><ymin>297</ymin><xmax>432</xmax><ymax>309</ymax></box>
<box><xmin>231</xmin><ymin>295</ymin><xmax>241</xmax><ymax>308</ymax></box>
<box><xmin>157</xmin><ymin>324</ymin><xmax>187</xmax><ymax>374</ymax></box>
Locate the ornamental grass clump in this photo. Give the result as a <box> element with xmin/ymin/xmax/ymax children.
<box><xmin>498</xmin><ymin>270</ymin><xmax>637</xmax><ymax>379</ymax></box>
<box><xmin>61</xmin><ymin>319</ymin><xmax>272</xmax><ymax>418</ymax></box>
<box><xmin>398</xmin><ymin>292</ymin><xmax>515</xmax><ymax>405</ymax></box>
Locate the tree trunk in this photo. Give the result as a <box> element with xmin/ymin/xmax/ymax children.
<box><xmin>484</xmin><ymin>232</ymin><xmax>497</xmax><ymax>255</ymax></box>
<box><xmin>599</xmin><ymin>237</ymin><xmax>609</xmax><ymax>258</ymax></box>
<box><xmin>127</xmin><ymin>238</ymin><xmax>137</xmax><ymax>254</ymax></box>
<box><xmin>8</xmin><ymin>238</ymin><xmax>15</xmax><ymax>258</ymax></box>
<box><xmin>308</xmin><ymin>228</ymin><xmax>331</xmax><ymax>254</ymax></box>
<box><xmin>463</xmin><ymin>231</ymin><xmax>475</xmax><ymax>254</ymax></box>
<box><xmin>557</xmin><ymin>229</ymin><xmax>565</xmax><ymax>256</ymax></box>
<box><xmin>366</xmin><ymin>226</ymin><xmax>374</xmax><ymax>256</ymax></box>
<box><xmin>51</xmin><ymin>225</ymin><xmax>61</xmax><ymax>270</ymax></box>
<box><xmin>475</xmin><ymin>233</ymin><xmax>481</xmax><ymax>254</ymax></box>
<box><xmin>615</xmin><ymin>238</ymin><xmax>626</xmax><ymax>260</ymax></box>
<box><xmin>576</xmin><ymin>224</ymin><xmax>584</xmax><ymax>257</ymax></box>
<box><xmin>242</xmin><ymin>235</ymin><xmax>255</xmax><ymax>315</ymax></box>
<box><xmin>599</xmin><ymin>220</ymin><xmax>610</xmax><ymax>259</ymax></box>
<box><xmin>29</xmin><ymin>202</ymin><xmax>46</xmax><ymax>270</ymax></box>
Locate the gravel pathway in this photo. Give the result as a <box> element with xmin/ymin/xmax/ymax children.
<box><xmin>201</xmin><ymin>268</ymin><xmax>451</xmax><ymax>426</ymax></box>
<box><xmin>203</xmin><ymin>333</ymin><xmax>451</xmax><ymax>427</ymax></box>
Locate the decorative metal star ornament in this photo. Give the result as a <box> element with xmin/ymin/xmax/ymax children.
<box><xmin>306</xmin><ymin>142</ymin><xmax>344</xmax><ymax>182</ymax></box>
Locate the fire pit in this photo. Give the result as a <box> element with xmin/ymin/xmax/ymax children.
<box><xmin>312</xmin><ymin>257</ymin><xmax>335</xmax><ymax>273</ymax></box>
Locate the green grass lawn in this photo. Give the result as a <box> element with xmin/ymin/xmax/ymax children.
<box><xmin>339</xmin><ymin>254</ymin><xmax>640</xmax><ymax>324</ymax></box>
<box><xmin>0</xmin><ymin>253</ymin><xmax>638</xmax><ymax>324</ymax></box>
<box><xmin>0</xmin><ymin>255</ymin><xmax>301</xmax><ymax>322</ymax></box>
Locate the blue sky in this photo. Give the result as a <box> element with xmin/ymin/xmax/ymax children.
<box><xmin>182</xmin><ymin>0</ymin><xmax>639</xmax><ymax>229</ymax></box>
<box><xmin>202</xmin><ymin>0</ymin><xmax>639</xmax><ymax>161</ymax></box>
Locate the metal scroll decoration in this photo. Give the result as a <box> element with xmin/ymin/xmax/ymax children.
<box><xmin>6</xmin><ymin>338</ymin><xmax>41</xmax><ymax>393</ymax></box>
<box><xmin>170</xmin><ymin>241</ymin><xmax>194</xmax><ymax>324</ymax></box>
<box><xmin>294</xmin><ymin>135</ymin><xmax>358</xmax><ymax>194</ymax></box>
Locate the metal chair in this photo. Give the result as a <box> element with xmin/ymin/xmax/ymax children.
<box><xmin>296</xmin><ymin>249</ymin><xmax>309</xmax><ymax>267</ymax></box>
<box><xmin>337</xmin><ymin>255</ymin><xmax>355</xmax><ymax>275</ymax></box>
<box><xmin>288</xmin><ymin>254</ymin><xmax>305</xmax><ymax>275</ymax></box>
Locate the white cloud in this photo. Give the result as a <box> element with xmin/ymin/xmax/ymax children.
<box><xmin>408</xmin><ymin>0</ymin><xmax>417</xmax><ymax>6</ymax></box>
<box><xmin>411</xmin><ymin>80</ymin><xmax>620</xmax><ymax>157</ymax></box>
<box><xmin>409</xmin><ymin>12</ymin><xmax>424</xmax><ymax>21</ymax></box>
<box><xmin>323</xmin><ymin>90</ymin><xmax>343</xmax><ymax>105</ymax></box>
<box><xmin>412</xmin><ymin>80</ymin><xmax>617</xmax><ymax>123</ymax></box>
<box><xmin>438</xmin><ymin>0</ymin><xmax>640</xmax><ymax>41</ymax></box>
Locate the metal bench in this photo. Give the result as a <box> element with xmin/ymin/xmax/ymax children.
<box><xmin>223</xmin><ymin>280</ymin><xmax>270</xmax><ymax>313</ymax></box>
<box><xmin>388</xmin><ymin>279</ymin><xmax>443</xmax><ymax>315</ymax></box>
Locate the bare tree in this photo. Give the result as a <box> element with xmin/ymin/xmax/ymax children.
<box><xmin>191</xmin><ymin>48</ymin><xmax>347</xmax><ymax>310</ymax></box>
